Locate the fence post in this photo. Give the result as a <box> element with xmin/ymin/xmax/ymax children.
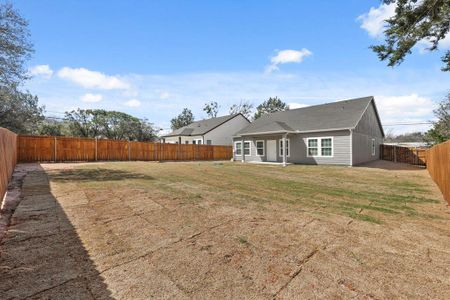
<box><xmin>128</xmin><ymin>140</ymin><xmax>131</xmax><ymax>161</ymax></box>
<box><xmin>54</xmin><ymin>136</ymin><xmax>57</xmax><ymax>162</ymax></box>
<box><xmin>95</xmin><ymin>138</ymin><xmax>98</xmax><ymax>161</ymax></box>
<box><xmin>394</xmin><ymin>145</ymin><xmax>397</xmax><ymax>163</ymax></box>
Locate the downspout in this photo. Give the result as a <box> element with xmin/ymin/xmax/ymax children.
<box><xmin>241</xmin><ymin>137</ymin><xmax>245</xmax><ymax>163</ymax></box>
<box><xmin>349</xmin><ymin>129</ymin><xmax>353</xmax><ymax>166</ymax></box>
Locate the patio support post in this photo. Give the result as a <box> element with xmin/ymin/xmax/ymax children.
<box><xmin>241</xmin><ymin>137</ymin><xmax>245</xmax><ymax>163</ymax></box>
<box><xmin>282</xmin><ymin>133</ymin><xmax>287</xmax><ymax>167</ymax></box>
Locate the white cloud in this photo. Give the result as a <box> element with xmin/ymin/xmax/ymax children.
<box><xmin>375</xmin><ymin>94</ymin><xmax>434</xmax><ymax>124</ymax></box>
<box><xmin>288</xmin><ymin>103</ymin><xmax>309</xmax><ymax>109</ymax></box>
<box><xmin>417</xmin><ymin>34</ymin><xmax>450</xmax><ymax>53</ymax></box>
<box><xmin>29</xmin><ymin>65</ymin><xmax>53</xmax><ymax>78</ymax></box>
<box><xmin>124</xmin><ymin>99</ymin><xmax>141</xmax><ymax>107</ymax></box>
<box><xmin>80</xmin><ymin>93</ymin><xmax>103</xmax><ymax>103</ymax></box>
<box><xmin>159</xmin><ymin>91</ymin><xmax>170</xmax><ymax>99</ymax></box>
<box><xmin>357</xmin><ymin>3</ymin><xmax>396</xmax><ymax>38</ymax></box>
<box><xmin>266</xmin><ymin>49</ymin><xmax>312</xmax><ymax>73</ymax></box>
<box><xmin>57</xmin><ymin>67</ymin><xmax>130</xmax><ymax>90</ymax></box>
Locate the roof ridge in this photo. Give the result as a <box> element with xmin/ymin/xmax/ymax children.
<box><xmin>287</xmin><ymin>96</ymin><xmax>373</xmax><ymax>112</ymax></box>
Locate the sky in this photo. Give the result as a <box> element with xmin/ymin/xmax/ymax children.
<box><xmin>14</xmin><ymin>0</ymin><xmax>450</xmax><ymax>134</ymax></box>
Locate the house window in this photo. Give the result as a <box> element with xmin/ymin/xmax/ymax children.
<box><xmin>371</xmin><ymin>139</ymin><xmax>376</xmax><ymax>156</ymax></box>
<box><xmin>307</xmin><ymin>137</ymin><xmax>333</xmax><ymax>157</ymax></box>
<box><xmin>243</xmin><ymin>141</ymin><xmax>251</xmax><ymax>155</ymax></box>
<box><xmin>206</xmin><ymin>140</ymin><xmax>212</xmax><ymax>145</ymax></box>
<box><xmin>234</xmin><ymin>142</ymin><xmax>242</xmax><ymax>156</ymax></box>
<box><xmin>308</xmin><ymin>139</ymin><xmax>318</xmax><ymax>156</ymax></box>
<box><xmin>256</xmin><ymin>140</ymin><xmax>264</xmax><ymax>156</ymax></box>
<box><xmin>185</xmin><ymin>141</ymin><xmax>189</xmax><ymax>144</ymax></box>
<box><xmin>193</xmin><ymin>139</ymin><xmax>202</xmax><ymax>144</ymax></box>
<box><xmin>321</xmin><ymin>138</ymin><xmax>332</xmax><ymax>156</ymax></box>
<box><xmin>192</xmin><ymin>140</ymin><xmax>196</xmax><ymax>144</ymax></box>
<box><xmin>279</xmin><ymin>139</ymin><xmax>290</xmax><ymax>157</ymax></box>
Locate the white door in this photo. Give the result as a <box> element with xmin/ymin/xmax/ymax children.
<box><xmin>267</xmin><ymin>140</ymin><xmax>277</xmax><ymax>161</ymax></box>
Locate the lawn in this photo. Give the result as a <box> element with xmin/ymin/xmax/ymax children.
<box><xmin>1</xmin><ymin>161</ymin><xmax>449</xmax><ymax>299</ymax></box>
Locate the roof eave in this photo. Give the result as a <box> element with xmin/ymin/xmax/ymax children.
<box><xmin>234</xmin><ymin>127</ymin><xmax>354</xmax><ymax>137</ymax></box>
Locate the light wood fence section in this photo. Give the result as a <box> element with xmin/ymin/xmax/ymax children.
<box><xmin>17</xmin><ymin>135</ymin><xmax>232</xmax><ymax>163</ymax></box>
<box><xmin>426</xmin><ymin>141</ymin><xmax>450</xmax><ymax>205</ymax></box>
<box><xmin>0</xmin><ymin>128</ymin><xmax>17</xmax><ymax>201</ymax></box>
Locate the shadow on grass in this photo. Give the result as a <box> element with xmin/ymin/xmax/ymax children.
<box><xmin>0</xmin><ymin>164</ymin><xmax>114</xmax><ymax>299</ymax></box>
<box><xmin>356</xmin><ymin>160</ymin><xmax>426</xmax><ymax>171</ymax></box>
<box><xmin>49</xmin><ymin>168</ymin><xmax>154</xmax><ymax>182</ymax></box>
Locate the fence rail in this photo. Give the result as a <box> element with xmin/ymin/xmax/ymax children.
<box><xmin>17</xmin><ymin>135</ymin><xmax>233</xmax><ymax>163</ymax></box>
<box><xmin>380</xmin><ymin>144</ymin><xmax>427</xmax><ymax>166</ymax></box>
<box><xmin>0</xmin><ymin>128</ymin><xmax>17</xmax><ymax>201</ymax></box>
<box><xmin>426</xmin><ymin>141</ymin><xmax>450</xmax><ymax>205</ymax></box>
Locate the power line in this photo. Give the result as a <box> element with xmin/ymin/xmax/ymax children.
<box><xmin>382</xmin><ymin>122</ymin><xmax>433</xmax><ymax>126</ymax></box>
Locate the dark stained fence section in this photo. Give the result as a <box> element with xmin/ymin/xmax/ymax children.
<box><xmin>380</xmin><ymin>144</ymin><xmax>426</xmax><ymax>166</ymax></box>
<box><xmin>17</xmin><ymin>135</ymin><xmax>233</xmax><ymax>163</ymax></box>
<box><xmin>0</xmin><ymin>128</ymin><xmax>17</xmax><ymax>200</ymax></box>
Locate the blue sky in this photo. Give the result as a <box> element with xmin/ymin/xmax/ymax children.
<box><xmin>15</xmin><ymin>0</ymin><xmax>450</xmax><ymax>134</ymax></box>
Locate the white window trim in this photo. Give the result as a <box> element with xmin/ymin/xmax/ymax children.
<box><xmin>256</xmin><ymin>140</ymin><xmax>265</xmax><ymax>156</ymax></box>
<box><xmin>306</xmin><ymin>137</ymin><xmax>334</xmax><ymax>158</ymax></box>
<box><xmin>371</xmin><ymin>138</ymin><xmax>376</xmax><ymax>156</ymax></box>
<box><xmin>234</xmin><ymin>141</ymin><xmax>242</xmax><ymax>156</ymax></box>
<box><xmin>243</xmin><ymin>141</ymin><xmax>251</xmax><ymax>156</ymax></box>
<box><xmin>193</xmin><ymin>138</ymin><xmax>203</xmax><ymax>145</ymax></box>
<box><xmin>278</xmin><ymin>138</ymin><xmax>291</xmax><ymax>158</ymax></box>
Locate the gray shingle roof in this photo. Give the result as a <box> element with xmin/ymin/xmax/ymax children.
<box><xmin>163</xmin><ymin>114</ymin><xmax>243</xmax><ymax>137</ymax></box>
<box><xmin>236</xmin><ymin>96</ymin><xmax>379</xmax><ymax>136</ymax></box>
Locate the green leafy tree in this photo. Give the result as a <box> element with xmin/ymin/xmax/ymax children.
<box><xmin>0</xmin><ymin>3</ymin><xmax>43</xmax><ymax>134</ymax></box>
<box><xmin>170</xmin><ymin>108</ymin><xmax>194</xmax><ymax>130</ymax></box>
<box><xmin>203</xmin><ymin>101</ymin><xmax>219</xmax><ymax>118</ymax></box>
<box><xmin>253</xmin><ymin>97</ymin><xmax>289</xmax><ymax>119</ymax></box>
<box><xmin>425</xmin><ymin>94</ymin><xmax>450</xmax><ymax>144</ymax></box>
<box><xmin>0</xmin><ymin>86</ymin><xmax>44</xmax><ymax>133</ymax></box>
<box><xmin>36</xmin><ymin>118</ymin><xmax>68</xmax><ymax>136</ymax></box>
<box><xmin>0</xmin><ymin>3</ymin><xmax>34</xmax><ymax>87</ymax></box>
<box><xmin>65</xmin><ymin>109</ymin><xmax>158</xmax><ymax>141</ymax></box>
<box><xmin>371</xmin><ymin>0</ymin><xmax>450</xmax><ymax>71</ymax></box>
<box><xmin>229</xmin><ymin>100</ymin><xmax>253</xmax><ymax>119</ymax></box>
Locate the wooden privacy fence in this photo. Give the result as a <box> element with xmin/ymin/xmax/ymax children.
<box><xmin>380</xmin><ymin>144</ymin><xmax>427</xmax><ymax>166</ymax></box>
<box><xmin>0</xmin><ymin>128</ymin><xmax>17</xmax><ymax>201</ymax></box>
<box><xmin>426</xmin><ymin>141</ymin><xmax>450</xmax><ymax>205</ymax></box>
<box><xmin>17</xmin><ymin>135</ymin><xmax>233</xmax><ymax>163</ymax></box>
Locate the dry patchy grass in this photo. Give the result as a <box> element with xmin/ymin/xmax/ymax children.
<box><xmin>1</xmin><ymin>161</ymin><xmax>450</xmax><ymax>299</ymax></box>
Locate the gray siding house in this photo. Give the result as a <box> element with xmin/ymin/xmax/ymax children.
<box><xmin>233</xmin><ymin>96</ymin><xmax>384</xmax><ymax>166</ymax></box>
<box><xmin>163</xmin><ymin>114</ymin><xmax>250</xmax><ymax>145</ymax></box>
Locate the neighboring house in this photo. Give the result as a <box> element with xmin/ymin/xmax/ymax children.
<box><xmin>162</xmin><ymin>114</ymin><xmax>250</xmax><ymax>145</ymax></box>
<box><xmin>233</xmin><ymin>96</ymin><xmax>384</xmax><ymax>166</ymax></box>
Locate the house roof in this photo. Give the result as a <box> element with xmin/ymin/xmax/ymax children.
<box><xmin>235</xmin><ymin>96</ymin><xmax>384</xmax><ymax>136</ymax></box>
<box><xmin>163</xmin><ymin>114</ymin><xmax>247</xmax><ymax>137</ymax></box>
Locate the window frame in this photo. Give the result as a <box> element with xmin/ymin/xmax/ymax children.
<box><xmin>307</xmin><ymin>138</ymin><xmax>319</xmax><ymax>157</ymax></box>
<box><xmin>234</xmin><ymin>141</ymin><xmax>242</xmax><ymax>156</ymax></box>
<box><xmin>278</xmin><ymin>138</ymin><xmax>291</xmax><ymax>158</ymax></box>
<box><xmin>256</xmin><ymin>140</ymin><xmax>265</xmax><ymax>156</ymax></box>
<box><xmin>306</xmin><ymin>137</ymin><xmax>334</xmax><ymax>158</ymax></box>
<box><xmin>193</xmin><ymin>138</ymin><xmax>202</xmax><ymax>145</ymax></box>
<box><xmin>243</xmin><ymin>141</ymin><xmax>251</xmax><ymax>156</ymax></box>
<box><xmin>371</xmin><ymin>138</ymin><xmax>376</xmax><ymax>156</ymax></box>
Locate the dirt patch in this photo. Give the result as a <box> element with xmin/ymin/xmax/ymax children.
<box><xmin>1</xmin><ymin>161</ymin><xmax>449</xmax><ymax>299</ymax></box>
